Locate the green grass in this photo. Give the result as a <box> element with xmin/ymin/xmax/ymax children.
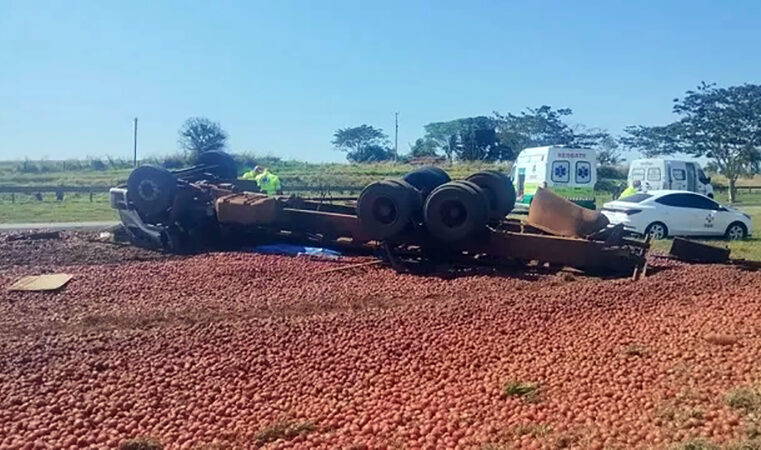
<box><xmin>622</xmin><ymin>344</ymin><xmax>649</xmax><ymax>357</ymax></box>
<box><xmin>253</xmin><ymin>420</ymin><xmax>316</xmax><ymax>446</ymax></box>
<box><xmin>0</xmin><ymin>193</ymin><xmax>117</xmax><ymax>223</ymax></box>
<box><xmin>726</xmin><ymin>386</ymin><xmax>761</xmax><ymax>413</ymax></box>
<box><xmin>671</xmin><ymin>439</ymin><xmax>721</xmax><ymax>450</ymax></box>
<box><xmin>2</xmin><ymin>158</ymin><xmax>761</xmax><ymax>254</ymax></box>
<box><xmin>502</xmin><ymin>381</ymin><xmax>541</xmax><ymax>402</ymax></box>
<box><xmin>0</xmin><ymin>159</ymin><xmax>510</xmax><ymax>189</ymax></box>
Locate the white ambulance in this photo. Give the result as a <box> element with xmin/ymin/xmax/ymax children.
<box><xmin>511</xmin><ymin>146</ymin><xmax>597</xmax><ymax>209</ymax></box>
<box><xmin>627</xmin><ymin>159</ymin><xmax>714</xmax><ymax>198</ymax></box>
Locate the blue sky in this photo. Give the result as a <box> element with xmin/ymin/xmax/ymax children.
<box><xmin>1</xmin><ymin>0</ymin><xmax>760</xmax><ymax>163</ymax></box>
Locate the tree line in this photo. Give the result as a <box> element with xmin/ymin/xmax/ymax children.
<box><xmin>333</xmin><ymin>106</ymin><xmax>619</xmax><ymax>165</ymax></box>
<box><xmin>177</xmin><ymin>82</ymin><xmax>761</xmax><ymax>202</ymax></box>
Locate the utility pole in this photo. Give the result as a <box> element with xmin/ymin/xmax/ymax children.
<box><xmin>133</xmin><ymin>117</ymin><xmax>138</xmax><ymax>167</ymax></box>
<box><xmin>394</xmin><ymin>112</ymin><xmax>399</xmax><ymax>159</ymax></box>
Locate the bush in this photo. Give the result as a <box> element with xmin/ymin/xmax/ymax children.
<box><xmin>90</xmin><ymin>159</ymin><xmax>107</xmax><ymax>171</ymax></box>
<box><xmin>233</xmin><ymin>152</ymin><xmax>283</xmax><ymax>173</ymax></box>
<box><xmin>63</xmin><ymin>159</ymin><xmax>84</xmax><ymax>171</ymax></box>
<box><xmin>596</xmin><ymin>178</ymin><xmax>626</xmax><ymax>194</ymax></box>
<box><xmin>105</xmin><ymin>156</ymin><xmax>133</xmax><ymax>170</ymax></box>
<box><xmin>161</xmin><ymin>154</ymin><xmax>188</xmax><ymax>169</ymax></box>
<box><xmin>17</xmin><ymin>159</ymin><xmax>39</xmax><ymax>173</ymax></box>
<box><xmin>598</xmin><ymin>165</ymin><xmax>627</xmax><ymax>180</ymax></box>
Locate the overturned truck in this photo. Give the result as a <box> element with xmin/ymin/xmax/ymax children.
<box><xmin>110</xmin><ymin>152</ymin><xmax>649</xmax><ymax>277</ymax></box>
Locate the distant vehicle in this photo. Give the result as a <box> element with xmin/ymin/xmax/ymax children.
<box><xmin>511</xmin><ymin>146</ymin><xmax>597</xmax><ymax>209</ymax></box>
<box><xmin>627</xmin><ymin>158</ymin><xmax>714</xmax><ymax>198</ymax></box>
<box><xmin>601</xmin><ymin>190</ymin><xmax>751</xmax><ymax>240</ymax></box>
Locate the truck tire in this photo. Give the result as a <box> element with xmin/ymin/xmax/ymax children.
<box><xmin>402</xmin><ymin>166</ymin><xmax>451</xmax><ymax>199</ymax></box>
<box><xmin>127</xmin><ymin>165</ymin><xmax>177</xmax><ymax>218</ymax></box>
<box><xmin>357</xmin><ymin>180</ymin><xmax>415</xmax><ymax>240</ymax></box>
<box><xmin>423</xmin><ymin>181</ymin><xmax>489</xmax><ymax>242</ymax></box>
<box><xmin>196</xmin><ymin>151</ymin><xmax>238</xmax><ymax>180</ymax></box>
<box><xmin>383</xmin><ymin>178</ymin><xmax>423</xmax><ymax>212</ymax></box>
<box><xmin>466</xmin><ymin>170</ymin><xmax>516</xmax><ymax>220</ymax></box>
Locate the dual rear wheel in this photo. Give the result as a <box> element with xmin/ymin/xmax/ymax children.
<box><xmin>357</xmin><ymin>169</ymin><xmax>516</xmax><ymax>242</ymax></box>
<box><xmin>357</xmin><ymin>179</ymin><xmax>421</xmax><ymax>240</ymax></box>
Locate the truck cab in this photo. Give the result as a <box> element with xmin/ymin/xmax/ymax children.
<box><xmin>628</xmin><ymin>159</ymin><xmax>714</xmax><ymax>198</ymax></box>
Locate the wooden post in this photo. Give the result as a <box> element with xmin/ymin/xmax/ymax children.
<box><xmin>133</xmin><ymin>117</ymin><xmax>138</xmax><ymax>167</ymax></box>
<box><xmin>89</xmin><ymin>191</ymin><xmax>93</xmax><ymax>202</ymax></box>
<box><xmin>11</xmin><ymin>193</ymin><xmax>15</xmax><ymax>203</ymax></box>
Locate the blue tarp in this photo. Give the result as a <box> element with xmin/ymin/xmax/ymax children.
<box><xmin>249</xmin><ymin>244</ymin><xmax>342</xmax><ymax>260</ymax></box>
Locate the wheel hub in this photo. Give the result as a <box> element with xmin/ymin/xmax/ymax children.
<box><xmin>137</xmin><ymin>179</ymin><xmax>160</xmax><ymax>202</ymax></box>
<box><xmin>372</xmin><ymin>198</ymin><xmax>397</xmax><ymax>225</ymax></box>
<box><xmin>440</xmin><ymin>200</ymin><xmax>467</xmax><ymax>228</ymax></box>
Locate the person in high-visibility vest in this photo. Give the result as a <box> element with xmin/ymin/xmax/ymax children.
<box><xmin>241</xmin><ymin>165</ymin><xmax>282</xmax><ymax>195</ymax></box>
<box><xmin>619</xmin><ymin>180</ymin><xmax>641</xmax><ymax>199</ymax></box>
<box><xmin>240</xmin><ymin>166</ymin><xmax>257</xmax><ymax>181</ymax></box>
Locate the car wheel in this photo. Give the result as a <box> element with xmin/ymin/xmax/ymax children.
<box><xmin>725</xmin><ymin>222</ymin><xmax>748</xmax><ymax>240</ymax></box>
<box><xmin>644</xmin><ymin>222</ymin><xmax>668</xmax><ymax>240</ymax></box>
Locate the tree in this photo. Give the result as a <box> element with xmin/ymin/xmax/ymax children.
<box><xmin>332</xmin><ymin>125</ymin><xmax>393</xmax><ymax>162</ymax></box>
<box><xmin>409</xmin><ymin>138</ymin><xmax>439</xmax><ymax>158</ymax></box>
<box><xmin>623</xmin><ymin>83</ymin><xmax>761</xmax><ymax>202</ymax></box>
<box><xmin>494</xmin><ymin>106</ymin><xmax>576</xmax><ymax>151</ymax></box>
<box><xmin>572</xmin><ymin>125</ymin><xmax>621</xmax><ymax>165</ymax></box>
<box><xmin>495</xmin><ymin>106</ymin><xmax>616</xmax><ymax>159</ymax></box>
<box><xmin>423</xmin><ymin>120</ymin><xmax>463</xmax><ymax>162</ymax></box>
<box><xmin>178</xmin><ymin>117</ymin><xmax>228</xmax><ymax>158</ymax></box>
<box><xmin>595</xmin><ymin>140</ymin><xmax>623</xmax><ymax>166</ymax></box>
<box><xmin>423</xmin><ymin>116</ymin><xmax>514</xmax><ymax>162</ymax></box>
<box><xmin>421</xmin><ymin>106</ymin><xmax>614</xmax><ymax>162</ymax></box>
<box><xmin>620</xmin><ymin>123</ymin><xmax>683</xmax><ymax>156</ymax></box>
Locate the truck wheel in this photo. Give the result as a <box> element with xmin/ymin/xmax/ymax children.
<box><xmin>127</xmin><ymin>165</ymin><xmax>177</xmax><ymax>217</ymax></box>
<box><xmin>196</xmin><ymin>151</ymin><xmax>238</xmax><ymax>180</ymax></box>
<box><xmin>357</xmin><ymin>180</ymin><xmax>415</xmax><ymax>240</ymax></box>
<box><xmin>423</xmin><ymin>181</ymin><xmax>489</xmax><ymax>242</ymax></box>
<box><xmin>644</xmin><ymin>222</ymin><xmax>668</xmax><ymax>240</ymax></box>
<box><xmin>466</xmin><ymin>170</ymin><xmax>516</xmax><ymax>220</ymax></box>
<box><xmin>725</xmin><ymin>222</ymin><xmax>747</xmax><ymax>240</ymax></box>
<box><xmin>383</xmin><ymin>179</ymin><xmax>423</xmax><ymax>213</ymax></box>
<box><xmin>402</xmin><ymin>166</ymin><xmax>450</xmax><ymax>199</ymax></box>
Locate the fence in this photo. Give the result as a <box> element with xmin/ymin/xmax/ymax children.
<box><xmin>713</xmin><ymin>185</ymin><xmax>761</xmax><ymax>193</ymax></box>
<box><xmin>0</xmin><ymin>185</ymin><xmax>366</xmax><ymax>202</ymax></box>
<box><xmin>3</xmin><ymin>184</ymin><xmax>761</xmax><ymax>203</ymax></box>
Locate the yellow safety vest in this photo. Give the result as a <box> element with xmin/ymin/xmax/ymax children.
<box><xmin>240</xmin><ymin>170</ymin><xmax>257</xmax><ymax>181</ymax></box>
<box><xmin>619</xmin><ymin>186</ymin><xmax>638</xmax><ymax>199</ymax></box>
<box><xmin>255</xmin><ymin>170</ymin><xmax>281</xmax><ymax>195</ymax></box>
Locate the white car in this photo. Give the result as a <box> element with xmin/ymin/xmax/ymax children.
<box><xmin>601</xmin><ymin>190</ymin><xmax>752</xmax><ymax>240</ymax></box>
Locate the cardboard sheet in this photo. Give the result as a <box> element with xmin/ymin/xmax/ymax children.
<box><xmin>8</xmin><ymin>274</ymin><xmax>72</xmax><ymax>291</ymax></box>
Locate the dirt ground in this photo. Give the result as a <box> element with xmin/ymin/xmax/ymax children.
<box><xmin>1</xmin><ymin>232</ymin><xmax>760</xmax><ymax>449</ymax></box>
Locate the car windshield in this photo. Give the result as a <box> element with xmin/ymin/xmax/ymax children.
<box><xmin>619</xmin><ymin>193</ymin><xmax>652</xmax><ymax>203</ymax></box>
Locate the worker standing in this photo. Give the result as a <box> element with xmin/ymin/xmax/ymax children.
<box><xmin>618</xmin><ymin>180</ymin><xmax>642</xmax><ymax>199</ymax></box>
<box><xmin>242</xmin><ymin>165</ymin><xmax>282</xmax><ymax>195</ymax></box>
